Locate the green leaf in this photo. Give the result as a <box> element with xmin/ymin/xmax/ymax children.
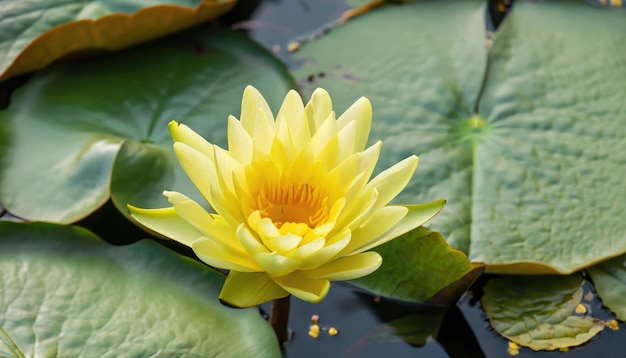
<box><xmin>0</xmin><ymin>26</ymin><xmax>296</xmax><ymax>223</ymax></box>
<box><xmin>588</xmin><ymin>254</ymin><xmax>626</xmax><ymax>321</ymax></box>
<box><xmin>0</xmin><ymin>221</ymin><xmax>279</xmax><ymax>357</ymax></box>
<box><xmin>351</xmin><ymin>227</ymin><xmax>482</xmax><ymax>304</ymax></box>
<box><xmin>0</xmin><ymin>0</ymin><xmax>235</xmax><ymax>82</ymax></box>
<box><xmin>482</xmin><ymin>274</ymin><xmax>605</xmax><ymax>351</ymax></box>
<box><xmin>293</xmin><ymin>0</ymin><xmax>626</xmax><ymax>274</ymax></box>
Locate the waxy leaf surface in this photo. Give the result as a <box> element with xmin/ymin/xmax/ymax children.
<box><xmin>0</xmin><ymin>221</ymin><xmax>279</xmax><ymax>357</ymax></box>
<box><xmin>588</xmin><ymin>254</ymin><xmax>626</xmax><ymax>321</ymax></box>
<box><xmin>293</xmin><ymin>0</ymin><xmax>626</xmax><ymax>274</ymax></box>
<box><xmin>351</xmin><ymin>227</ymin><xmax>482</xmax><ymax>304</ymax></box>
<box><xmin>0</xmin><ymin>0</ymin><xmax>235</xmax><ymax>81</ymax></box>
<box><xmin>0</xmin><ymin>26</ymin><xmax>296</xmax><ymax>223</ymax></box>
<box><xmin>481</xmin><ymin>274</ymin><xmax>605</xmax><ymax>351</ymax></box>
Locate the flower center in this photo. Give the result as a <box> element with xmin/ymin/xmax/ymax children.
<box><xmin>256</xmin><ymin>180</ymin><xmax>329</xmax><ymax>229</ymax></box>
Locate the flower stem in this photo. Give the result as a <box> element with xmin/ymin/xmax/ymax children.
<box><xmin>269</xmin><ymin>295</ymin><xmax>291</xmax><ymax>345</ymax></box>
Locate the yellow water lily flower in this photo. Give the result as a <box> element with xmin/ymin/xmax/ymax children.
<box><xmin>128</xmin><ymin>86</ymin><xmax>444</xmax><ymax>307</ymax></box>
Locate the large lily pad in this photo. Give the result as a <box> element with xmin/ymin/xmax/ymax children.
<box><xmin>0</xmin><ymin>26</ymin><xmax>296</xmax><ymax>223</ymax></box>
<box><xmin>481</xmin><ymin>274</ymin><xmax>605</xmax><ymax>351</ymax></box>
<box><xmin>351</xmin><ymin>227</ymin><xmax>483</xmax><ymax>304</ymax></box>
<box><xmin>292</xmin><ymin>0</ymin><xmax>626</xmax><ymax>274</ymax></box>
<box><xmin>0</xmin><ymin>0</ymin><xmax>235</xmax><ymax>82</ymax></box>
<box><xmin>0</xmin><ymin>221</ymin><xmax>279</xmax><ymax>357</ymax></box>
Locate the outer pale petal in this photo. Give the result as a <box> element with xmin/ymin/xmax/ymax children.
<box><xmin>275</xmin><ymin>90</ymin><xmax>305</xmax><ymax>128</ymax></box>
<box><xmin>351</xmin><ymin>199</ymin><xmax>447</xmax><ymax>254</ymax></box>
<box><xmin>365</xmin><ymin>155</ymin><xmax>419</xmax><ymax>209</ymax></box>
<box><xmin>240</xmin><ymin>85</ymin><xmax>274</xmax><ymax>135</ymax></box>
<box><xmin>128</xmin><ymin>205</ymin><xmax>201</xmax><ymax>247</ymax></box>
<box><xmin>308</xmin><ymin>112</ymin><xmax>339</xmax><ymax>169</ymax></box>
<box><xmin>253</xmin><ymin>109</ymin><xmax>277</xmax><ymax>158</ymax></box>
<box><xmin>237</xmin><ymin>223</ymin><xmax>270</xmax><ymax>254</ymax></box>
<box><xmin>334</xmin><ymin>188</ymin><xmax>378</xmax><ymax>234</ymax></box>
<box><xmin>273</xmin><ymin>271</ymin><xmax>330</xmax><ymax>303</ymax></box>
<box><xmin>340</xmin><ymin>206</ymin><xmax>407</xmax><ymax>256</ymax></box>
<box><xmin>192</xmin><ymin>238</ymin><xmax>262</xmax><ymax>272</ymax></box>
<box><xmin>252</xmin><ymin>251</ymin><xmax>302</xmax><ymax>276</ymax></box>
<box><xmin>168</xmin><ymin>121</ymin><xmax>214</xmax><ymax>159</ymax></box>
<box><xmin>336</xmin><ymin>97</ymin><xmax>372</xmax><ymax>152</ymax></box>
<box><xmin>304</xmin><ymin>87</ymin><xmax>333</xmax><ymax>133</ymax></box>
<box><xmin>336</xmin><ymin>120</ymin><xmax>357</xmax><ymax>163</ymax></box>
<box><xmin>173</xmin><ymin>142</ymin><xmax>217</xmax><ymax>203</ymax></box>
<box><xmin>302</xmin><ymin>251</ymin><xmax>382</xmax><ymax>280</ymax></box>
<box><xmin>219</xmin><ymin>271</ymin><xmax>288</xmax><ymax>308</ymax></box>
<box><xmin>292</xmin><ymin>229</ymin><xmax>351</xmax><ymax>270</ymax></box>
<box><xmin>227</xmin><ymin>115</ymin><xmax>253</xmax><ymax>165</ymax></box>
<box><xmin>163</xmin><ymin>191</ymin><xmax>244</xmax><ymax>254</ymax></box>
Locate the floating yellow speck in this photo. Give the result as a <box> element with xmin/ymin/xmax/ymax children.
<box><xmin>328</xmin><ymin>327</ymin><xmax>338</xmax><ymax>336</ymax></box>
<box><xmin>308</xmin><ymin>324</ymin><xmax>320</xmax><ymax>338</ymax></box>
<box><xmin>287</xmin><ymin>42</ymin><xmax>300</xmax><ymax>52</ymax></box>
<box><xmin>508</xmin><ymin>341</ymin><xmax>520</xmax><ymax>356</ymax></box>
<box><xmin>575</xmin><ymin>303</ymin><xmax>587</xmax><ymax>314</ymax></box>
<box><xmin>605</xmin><ymin>320</ymin><xmax>619</xmax><ymax>331</ymax></box>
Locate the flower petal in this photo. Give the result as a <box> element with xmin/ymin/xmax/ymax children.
<box><xmin>213</xmin><ymin>145</ymin><xmax>244</xmax><ymax>196</ymax></box>
<box><xmin>252</xmin><ymin>108</ymin><xmax>276</xmax><ymax>158</ymax></box>
<box><xmin>219</xmin><ymin>271</ymin><xmax>288</xmax><ymax>308</ymax></box>
<box><xmin>294</xmin><ymin>228</ymin><xmax>351</xmax><ymax>270</ymax></box>
<box><xmin>354</xmin><ymin>199</ymin><xmax>447</xmax><ymax>253</ymax></box>
<box><xmin>340</xmin><ymin>205</ymin><xmax>408</xmax><ymax>255</ymax></box>
<box><xmin>168</xmin><ymin>120</ymin><xmax>214</xmax><ymax>159</ymax></box>
<box><xmin>163</xmin><ymin>190</ymin><xmax>244</xmax><ymax>253</ymax></box>
<box><xmin>303</xmin><ymin>251</ymin><xmax>382</xmax><ymax>280</ymax></box>
<box><xmin>365</xmin><ymin>155</ymin><xmax>419</xmax><ymax>208</ymax></box>
<box><xmin>240</xmin><ymin>85</ymin><xmax>274</xmax><ymax>135</ymax></box>
<box><xmin>336</xmin><ymin>96</ymin><xmax>372</xmax><ymax>152</ymax></box>
<box><xmin>275</xmin><ymin>89</ymin><xmax>305</xmax><ymax>129</ymax></box>
<box><xmin>304</xmin><ymin>87</ymin><xmax>333</xmax><ymax>133</ymax></box>
<box><xmin>308</xmin><ymin>111</ymin><xmax>339</xmax><ymax>170</ymax></box>
<box><xmin>252</xmin><ymin>251</ymin><xmax>302</xmax><ymax>276</ymax></box>
<box><xmin>192</xmin><ymin>238</ymin><xmax>261</xmax><ymax>272</ymax></box>
<box><xmin>273</xmin><ymin>271</ymin><xmax>330</xmax><ymax>303</ymax></box>
<box><xmin>237</xmin><ymin>222</ymin><xmax>270</xmax><ymax>254</ymax></box>
<box><xmin>173</xmin><ymin>142</ymin><xmax>217</xmax><ymax>203</ymax></box>
<box><xmin>128</xmin><ymin>205</ymin><xmax>202</xmax><ymax>246</ymax></box>
<box><xmin>227</xmin><ymin>115</ymin><xmax>253</xmax><ymax>165</ymax></box>
<box><xmin>337</xmin><ymin>120</ymin><xmax>357</xmax><ymax>163</ymax></box>
<box><xmin>334</xmin><ymin>187</ymin><xmax>378</xmax><ymax>234</ymax></box>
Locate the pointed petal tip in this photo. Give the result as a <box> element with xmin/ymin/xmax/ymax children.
<box><xmin>311</xmin><ymin>87</ymin><xmax>330</xmax><ymax>99</ymax></box>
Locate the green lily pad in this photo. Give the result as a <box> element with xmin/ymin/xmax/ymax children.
<box><xmin>0</xmin><ymin>0</ymin><xmax>235</xmax><ymax>82</ymax></box>
<box><xmin>588</xmin><ymin>254</ymin><xmax>626</xmax><ymax>321</ymax></box>
<box><xmin>0</xmin><ymin>221</ymin><xmax>279</xmax><ymax>357</ymax></box>
<box><xmin>293</xmin><ymin>0</ymin><xmax>626</xmax><ymax>274</ymax></box>
<box><xmin>351</xmin><ymin>227</ymin><xmax>483</xmax><ymax>304</ymax></box>
<box><xmin>0</xmin><ymin>26</ymin><xmax>296</xmax><ymax>223</ymax></box>
<box><xmin>482</xmin><ymin>274</ymin><xmax>605</xmax><ymax>351</ymax></box>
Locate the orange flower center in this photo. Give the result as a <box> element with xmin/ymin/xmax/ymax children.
<box><xmin>256</xmin><ymin>180</ymin><xmax>329</xmax><ymax>229</ymax></box>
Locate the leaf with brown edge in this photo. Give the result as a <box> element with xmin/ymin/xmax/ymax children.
<box><xmin>0</xmin><ymin>0</ymin><xmax>235</xmax><ymax>82</ymax></box>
